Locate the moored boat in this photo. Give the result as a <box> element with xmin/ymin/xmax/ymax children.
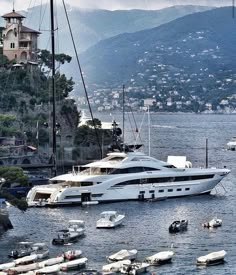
<box><xmin>102</xmin><ymin>260</ymin><xmax>131</xmax><ymax>273</ymax></box>
<box><xmin>202</xmin><ymin>218</ymin><xmax>222</xmax><ymax>228</ymax></box>
<box><xmin>96</xmin><ymin>211</ymin><xmax>125</xmax><ymax>229</ymax></box>
<box><xmin>26</xmin><ymin>150</ymin><xmax>230</xmax><ymax>207</ymax></box>
<box><xmin>145</xmin><ymin>251</ymin><xmax>174</xmax><ymax>265</ymax></box>
<box><xmin>107</xmin><ymin>249</ymin><xmax>137</xmax><ymax>262</ymax></box>
<box><xmin>52</xmin><ymin>230</ymin><xmax>80</xmax><ymax>245</ymax></box>
<box><xmin>35</xmin><ymin>264</ymin><xmax>60</xmax><ymax>275</ymax></box>
<box><xmin>169</xmin><ymin>220</ymin><xmax>188</xmax><ymax>233</ymax></box>
<box><xmin>59</xmin><ymin>257</ymin><xmax>88</xmax><ymax>271</ymax></box>
<box><xmin>64</xmin><ymin>250</ymin><xmax>82</xmax><ymax>261</ymax></box>
<box><xmin>120</xmin><ymin>262</ymin><xmax>150</xmax><ymax>274</ymax></box>
<box><xmin>68</xmin><ymin>220</ymin><xmax>85</xmax><ymax>236</ymax></box>
<box><xmin>196</xmin><ymin>250</ymin><xmax>226</xmax><ymax>266</ymax></box>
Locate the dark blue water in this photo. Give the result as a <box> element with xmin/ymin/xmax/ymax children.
<box><xmin>1</xmin><ymin>113</ymin><xmax>236</xmax><ymax>274</ymax></box>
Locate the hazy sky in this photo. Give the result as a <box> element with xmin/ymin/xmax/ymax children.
<box><xmin>1</xmin><ymin>0</ymin><xmax>231</xmax><ymax>15</ymax></box>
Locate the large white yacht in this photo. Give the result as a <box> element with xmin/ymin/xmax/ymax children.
<box><xmin>26</xmin><ymin>151</ymin><xmax>230</xmax><ymax>207</ymax></box>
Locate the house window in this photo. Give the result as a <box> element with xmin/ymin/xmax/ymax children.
<box><xmin>10</xmin><ymin>43</ymin><xmax>15</xmax><ymax>48</ymax></box>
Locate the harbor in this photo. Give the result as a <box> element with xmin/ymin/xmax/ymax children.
<box><xmin>0</xmin><ymin>113</ymin><xmax>235</xmax><ymax>274</ymax></box>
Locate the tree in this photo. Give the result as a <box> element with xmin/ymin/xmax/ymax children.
<box><xmin>0</xmin><ymin>166</ymin><xmax>28</xmax><ymax>211</ymax></box>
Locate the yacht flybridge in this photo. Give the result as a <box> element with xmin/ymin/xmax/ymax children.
<box><xmin>26</xmin><ymin>151</ymin><xmax>230</xmax><ymax>207</ymax></box>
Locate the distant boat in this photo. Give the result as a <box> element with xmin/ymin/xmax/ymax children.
<box><xmin>96</xmin><ymin>211</ymin><xmax>125</xmax><ymax>229</ymax></box>
<box><xmin>226</xmin><ymin>137</ymin><xmax>236</xmax><ymax>151</ymax></box>
<box><xmin>202</xmin><ymin>218</ymin><xmax>222</xmax><ymax>228</ymax></box>
<box><xmin>79</xmin><ymin>110</ymin><xmax>116</xmax><ymax>130</ymax></box>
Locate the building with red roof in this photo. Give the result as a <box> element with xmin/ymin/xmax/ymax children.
<box><xmin>1</xmin><ymin>9</ymin><xmax>41</xmax><ymax>63</ymax></box>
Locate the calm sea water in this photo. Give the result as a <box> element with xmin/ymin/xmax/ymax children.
<box><xmin>0</xmin><ymin>113</ymin><xmax>236</xmax><ymax>274</ymax></box>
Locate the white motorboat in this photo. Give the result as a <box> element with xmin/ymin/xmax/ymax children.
<box><xmin>59</xmin><ymin>257</ymin><xmax>88</xmax><ymax>271</ymax></box>
<box><xmin>68</xmin><ymin>220</ymin><xmax>85</xmax><ymax>236</ymax></box>
<box><xmin>96</xmin><ymin>211</ymin><xmax>125</xmax><ymax>228</ymax></box>
<box><xmin>196</xmin><ymin>250</ymin><xmax>226</xmax><ymax>265</ymax></box>
<box><xmin>202</xmin><ymin>218</ymin><xmax>222</xmax><ymax>228</ymax></box>
<box><xmin>226</xmin><ymin>137</ymin><xmax>236</xmax><ymax>151</ymax></box>
<box><xmin>26</xmin><ymin>151</ymin><xmax>230</xmax><ymax>207</ymax></box>
<box><xmin>64</xmin><ymin>250</ymin><xmax>82</xmax><ymax>261</ymax></box>
<box><xmin>102</xmin><ymin>260</ymin><xmax>131</xmax><ymax>273</ymax></box>
<box><xmin>145</xmin><ymin>251</ymin><xmax>174</xmax><ymax>265</ymax></box>
<box><xmin>120</xmin><ymin>262</ymin><xmax>150</xmax><ymax>274</ymax></box>
<box><xmin>8</xmin><ymin>242</ymin><xmax>49</xmax><ymax>260</ymax></box>
<box><xmin>107</xmin><ymin>249</ymin><xmax>138</xmax><ymax>262</ymax></box>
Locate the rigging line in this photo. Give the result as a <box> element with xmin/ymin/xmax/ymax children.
<box><xmin>127</xmin><ymin>112</ymin><xmax>136</xmax><ymax>141</ymax></box>
<box><xmin>39</xmin><ymin>1</ymin><xmax>49</xmax><ymax>31</ymax></box>
<box><xmin>131</xmin><ymin>108</ymin><xmax>139</xmax><ymax>133</ymax></box>
<box><xmin>62</xmin><ymin>0</ymin><xmax>103</xmax><ymax>158</ymax></box>
<box><xmin>134</xmin><ymin>111</ymin><xmax>145</xmax><ymax>145</ymax></box>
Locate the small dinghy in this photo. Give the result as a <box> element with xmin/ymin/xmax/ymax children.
<box><xmin>196</xmin><ymin>250</ymin><xmax>226</xmax><ymax>266</ymax></box>
<box><xmin>8</xmin><ymin>263</ymin><xmax>40</xmax><ymax>274</ymax></box>
<box><xmin>169</xmin><ymin>220</ymin><xmax>188</xmax><ymax>233</ymax></box>
<box><xmin>120</xmin><ymin>262</ymin><xmax>150</xmax><ymax>274</ymax></box>
<box><xmin>8</xmin><ymin>242</ymin><xmax>34</xmax><ymax>259</ymax></box>
<box><xmin>102</xmin><ymin>260</ymin><xmax>131</xmax><ymax>273</ymax></box>
<box><xmin>36</xmin><ymin>264</ymin><xmax>60</xmax><ymax>275</ymax></box>
<box><xmin>64</xmin><ymin>250</ymin><xmax>82</xmax><ymax>261</ymax></box>
<box><xmin>96</xmin><ymin>211</ymin><xmax>125</xmax><ymax>229</ymax></box>
<box><xmin>145</xmin><ymin>251</ymin><xmax>174</xmax><ymax>265</ymax></box>
<box><xmin>60</xmin><ymin>257</ymin><xmax>88</xmax><ymax>271</ymax></box>
<box><xmin>14</xmin><ymin>254</ymin><xmax>38</xmax><ymax>265</ymax></box>
<box><xmin>52</xmin><ymin>230</ymin><xmax>80</xmax><ymax>245</ymax></box>
<box><xmin>0</xmin><ymin>262</ymin><xmax>16</xmax><ymax>271</ymax></box>
<box><xmin>68</xmin><ymin>220</ymin><xmax>85</xmax><ymax>236</ymax></box>
<box><xmin>39</xmin><ymin>256</ymin><xmax>64</xmax><ymax>267</ymax></box>
<box><xmin>107</xmin><ymin>249</ymin><xmax>138</xmax><ymax>262</ymax></box>
<box><xmin>202</xmin><ymin>218</ymin><xmax>222</xmax><ymax>228</ymax></box>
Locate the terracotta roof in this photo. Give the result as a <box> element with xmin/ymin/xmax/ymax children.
<box><xmin>21</xmin><ymin>26</ymin><xmax>41</xmax><ymax>34</ymax></box>
<box><xmin>2</xmin><ymin>10</ymin><xmax>25</xmax><ymax>18</ymax></box>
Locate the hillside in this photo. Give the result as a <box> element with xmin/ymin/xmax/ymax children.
<box><xmin>78</xmin><ymin>7</ymin><xmax>236</xmax><ymax>85</ymax></box>
<box><xmin>67</xmin><ymin>6</ymin><xmax>236</xmax><ymax>113</ymax></box>
<box><xmin>0</xmin><ymin>5</ymin><xmax>212</xmax><ymax>53</ymax></box>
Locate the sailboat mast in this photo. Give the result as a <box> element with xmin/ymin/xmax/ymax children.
<box><xmin>50</xmin><ymin>0</ymin><xmax>57</xmax><ymax>176</ymax></box>
<box><xmin>122</xmin><ymin>84</ymin><xmax>125</xmax><ymax>151</ymax></box>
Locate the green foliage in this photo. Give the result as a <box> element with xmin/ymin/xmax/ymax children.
<box><xmin>86</xmin><ymin>118</ymin><xmax>102</xmax><ymax>128</ymax></box>
<box><xmin>38</xmin><ymin>49</ymin><xmax>72</xmax><ymax>71</ymax></box>
<box><xmin>0</xmin><ymin>166</ymin><xmax>27</xmax><ymax>186</ymax></box>
<box><xmin>74</xmin><ymin>125</ymin><xmax>112</xmax><ymax>146</ymax></box>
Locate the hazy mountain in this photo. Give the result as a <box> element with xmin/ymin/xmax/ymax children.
<box><xmin>75</xmin><ymin>7</ymin><xmax>236</xmax><ymax>88</ymax></box>
<box><xmin>0</xmin><ymin>5</ymin><xmax>212</xmax><ymax>53</ymax></box>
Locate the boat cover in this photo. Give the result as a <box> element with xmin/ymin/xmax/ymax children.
<box><xmin>108</xmin><ymin>249</ymin><xmax>137</xmax><ymax>261</ymax></box>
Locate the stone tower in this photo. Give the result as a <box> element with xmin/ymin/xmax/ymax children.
<box><xmin>2</xmin><ymin>9</ymin><xmax>41</xmax><ymax>63</ymax></box>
